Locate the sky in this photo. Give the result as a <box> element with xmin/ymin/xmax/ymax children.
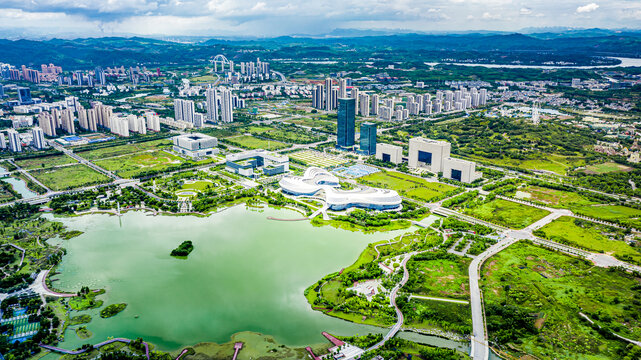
<box><xmin>0</xmin><ymin>0</ymin><xmax>640</xmax><ymax>38</ymax></box>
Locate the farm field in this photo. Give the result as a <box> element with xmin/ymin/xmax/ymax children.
<box><xmin>94</xmin><ymin>150</ymin><xmax>207</xmax><ymax>178</ymax></box>
<box><xmin>30</xmin><ymin>164</ymin><xmax>111</xmax><ymax>191</ymax></box>
<box><xmin>481</xmin><ymin>241</ymin><xmax>641</xmax><ymax>360</ymax></box>
<box><xmin>536</xmin><ymin>216</ymin><xmax>641</xmax><ymax>265</ymax></box>
<box><xmin>289</xmin><ymin>150</ymin><xmax>349</xmax><ymax>167</ymax></box>
<box><xmin>464</xmin><ymin>199</ymin><xmax>550</xmax><ymax>229</ymax></box>
<box><xmin>14</xmin><ymin>154</ymin><xmax>77</xmax><ymax>170</ymax></box>
<box><xmin>224</xmin><ymin>135</ymin><xmax>289</xmax><ymax>151</ymax></box>
<box><xmin>358</xmin><ymin>171</ymin><xmax>460</xmax><ymax>202</ymax></box>
<box><xmin>77</xmin><ymin>139</ymin><xmax>171</xmax><ymax>160</ymax></box>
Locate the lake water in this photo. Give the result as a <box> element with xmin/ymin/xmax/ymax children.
<box><xmin>0</xmin><ymin>165</ymin><xmax>38</xmax><ymax>200</ymax></box>
<box><xmin>46</xmin><ymin>206</ymin><xmax>420</xmax><ymax>351</ymax></box>
<box><xmin>2</xmin><ymin>177</ymin><xmax>38</xmax><ymax>199</ymax></box>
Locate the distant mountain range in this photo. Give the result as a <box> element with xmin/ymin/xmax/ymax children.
<box><xmin>0</xmin><ymin>30</ymin><xmax>640</xmax><ymax>70</ymax></box>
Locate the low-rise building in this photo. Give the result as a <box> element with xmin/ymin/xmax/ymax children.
<box><xmin>172</xmin><ymin>133</ymin><xmax>219</xmax><ymax>160</ymax></box>
<box><xmin>225</xmin><ymin>149</ymin><xmax>289</xmax><ymax>178</ymax></box>
<box><xmin>375</xmin><ymin>143</ymin><xmax>403</xmax><ymax>164</ymax></box>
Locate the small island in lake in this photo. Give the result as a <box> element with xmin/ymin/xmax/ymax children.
<box><xmin>100</xmin><ymin>303</ymin><xmax>127</xmax><ymax>318</ymax></box>
<box><xmin>171</xmin><ymin>240</ymin><xmax>194</xmax><ymax>258</ymax></box>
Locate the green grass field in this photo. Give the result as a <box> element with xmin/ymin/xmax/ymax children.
<box><xmin>77</xmin><ymin>139</ymin><xmax>171</xmax><ymax>161</ymax></box>
<box><xmin>536</xmin><ymin>216</ymin><xmax>641</xmax><ymax>264</ymax></box>
<box><xmin>30</xmin><ymin>164</ymin><xmax>111</xmax><ymax>191</ymax></box>
<box><xmin>517</xmin><ymin>185</ymin><xmax>597</xmax><ymax>208</ymax></box>
<box><xmin>572</xmin><ymin>204</ymin><xmax>641</xmax><ymax>229</ymax></box>
<box><xmin>14</xmin><ymin>154</ymin><xmax>77</xmax><ymax>170</ymax></box>
<box><xmin>481</xmin><ymin>241</ymin><xmax>641</xmax><ymax>359</ymax></box>
<box><xmin>406</xmin><ymin>256</ymin><xmax>471</xmax><ymax>300</ymax></box>
<box><xmin>94</xmin><ymin>150</ymin><xmax>204</xmax><ymax>178</ymax></box>
<box><xmin>284</xmin><ymin>117</ymin><xmax>333</xmax><ymax>128</ymax></box>
<box><xmin>464</xmin><ymin>199</ymin><xmax>550</xmax><ymax>229</ymax></box>
<box><xmin>583</xmin><ymin>162</ymin><xmax>633</xmax><ymax>174</ymax></box>
<box><xmin>358</xmin><ymin>171</ymin><xmax>459</xmax><ymax>202</ymax></box>
<box><xmin>470</xmin><ymin>154</ymin><xmax>585</xmax><ymax>175</ymax></box>
<box><xmin>403</xmin><ymin>298</ymin><xmax>472</xmax><ymax>335</ymax></box>
<box><xmin>189</xmin><ymin>75</ymin><xmax>218</xmax><ymax>83</ymax></box>
<box><xmin>224</xmin><ymin>135</ymin><xmax>289</xmax><ymax>150</ymax></box>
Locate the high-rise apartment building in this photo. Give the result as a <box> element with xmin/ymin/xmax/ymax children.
<box><xmin>7</xmin><ymin>130</ymin><xmax>21</xmax><ymax>152</ymax></box>
<box><xmin>32</xmin><ymin>127</ymin><xmax>46</xmax><ymax>149</ymax></box>
<box><xmin>205</xmin><ymin>88</ymin><xmax>219</xmax><ymax>122</ymax></box>
<box><xmin>220</xmin><ymin>89</ymin><xmax>234</xmax><ymax>123</ymax></box>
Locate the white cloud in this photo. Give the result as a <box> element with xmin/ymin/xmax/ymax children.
<box><xmin>576</xmin><ymin>3</ymin><xmax>599</xmax><ymax>13</ymax></box>
<box><xmin>481</xmin><ymin>12</ymin><xmax>501</xmax><ymax>20</ymax></box>
<box><xmin>519</xmin><ymin>7</ymin><xmax>532</xmax><ymax>15</ymax></box>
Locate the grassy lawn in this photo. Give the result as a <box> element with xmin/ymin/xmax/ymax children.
<box><xmin>358</xmin><ymin>171</ymin><xmax>459</xmax><ymax>202</ymax></box>
<box><xmin>405</xmin><ymin>255</ymin><xmax>471</xmax><ymax>300</ymax></box>
<box><xmin>536</xmin><ymin>216</ymin><xmax>641</xmax><ymax>265</ymax></box>
<box><xmin>224</xmin><ymin>135</ymin><xmax>289</xmax><ymax>150</ymax></box>
<box><xmin>583</xmin><ymin>162</ymin><xmax>633</xmax><ymax>174</ymax></box>
<box><xmin>516</xmin><ymin>185</ymin><xmax>597</xmax><ymax>208</ymax></box>
<box><xmin>189</xmin><ymin>75</ymin><xmax>217</xmax><ymax>83</ymax></box>
<box><xmin>481</xmin><ymin>241</ymin><xmax>641</xmax><ymax>359</ymax></box>
<box><xmin>94</xmin><ymin>150</ymin><xmax>194</xmax><ymax>178</ymax></box>
<box><xmin>14</xmin><ymin>154</ymin><xmax>77</xmax><ymax>170</ymax></box>
<box><xmin>30</xmin><ymin>164</ymin><xmax>111</xmax><ymax>191</ymax></box>
<box><xmin>77</xmin><ymin>139</ymin><xmax>171</xmax><ymax>161</ymax></box>
<box><xmin>464</xmin><ymin>199</ymin><xmax>550</xmax><ymax>229</ymax></box>
<box><xmin>573</xmin><ymin>204</ymin><xmax>641</xmax><ymax>229</ymax></box>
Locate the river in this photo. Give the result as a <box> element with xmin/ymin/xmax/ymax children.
<box><xmin>425</xmin><ymin>57</ymin><xmax>641</xmax><ymax>69</ymax></box>
<box><xmin>44</xmin><ymin>206</ymin><xmax>469</xmax><ymax>355</ymax></box>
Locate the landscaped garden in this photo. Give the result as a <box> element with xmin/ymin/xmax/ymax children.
<box><xmin>94</xmin><ymin>150</ymin><xmax>207</xmax><ymax>178</ymax></box>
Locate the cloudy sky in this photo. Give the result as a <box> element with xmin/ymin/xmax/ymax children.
<box><xmin>0</xmin><ymin>0</ymin><xmax>639</xmax><ymax>38</ymax></box>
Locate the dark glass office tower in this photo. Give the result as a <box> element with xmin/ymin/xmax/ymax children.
<box><xmin>337</xmin><ymin>98</ymin><xmax>355</xmax><ymax>149</ymax></box>
<box><xmin>360</xmin><ymin>122</ymin><xmax>377</xmax><ymax>155</ymax></box>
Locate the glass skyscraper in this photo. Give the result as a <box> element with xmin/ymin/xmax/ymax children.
<box><xmin>337</xmin><ymin>98</ymin><xmax>355</xmax><ymax>149</ymax></box>
<box><xmin>360</xmin><ymin>122</ymin><xmax>377</xmax><ymax>155</ymax></box>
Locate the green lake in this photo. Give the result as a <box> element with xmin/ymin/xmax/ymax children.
<box><xmin>47</xmin><ymin>206</ymin><xmax>406</xmax><ymax>351</ymax></box>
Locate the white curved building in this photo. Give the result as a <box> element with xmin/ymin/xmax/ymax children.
<box><xmin>279</xmin><ymin>167</ymin><xmax>402</xmax><ymax>211</ymax></box>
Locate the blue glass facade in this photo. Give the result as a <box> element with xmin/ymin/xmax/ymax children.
<box><xmin>337</xmin><ymin>98</ymin><xmax>356</xmax><ymax>149</ymax></box>
<box><xmin>359</xmin><ymin>122</ymin><xmax>377</xmax><ymax>155</ymax></box>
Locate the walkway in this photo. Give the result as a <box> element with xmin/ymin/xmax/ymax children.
<box><xmin>367</xmin><ymin>251</ymin><xmax>415</xmax><ymax>352</ymax></box>
<box><xmin>408</xmin><ymin>295</ymin><xmax>469</xmax><ymax>305</ymax></box>
<box><xmin>41</xmin><ymin>337</ymin><xmax>150</xmax><ymax>359</ymax></box>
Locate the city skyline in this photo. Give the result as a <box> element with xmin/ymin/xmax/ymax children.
<box><xmin>0</xmin><ymin>1</ymin><xmax>640</xmax><ymax>38</ymax></box>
